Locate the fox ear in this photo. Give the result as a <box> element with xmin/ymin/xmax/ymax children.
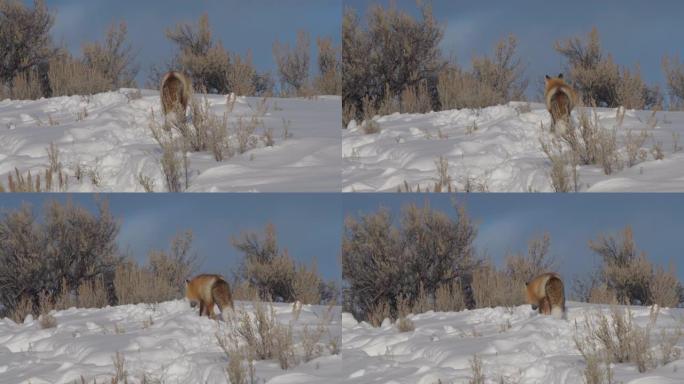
<box><xmin>545</xmin><ymin>74</ymin><xmax>550</xmax><ymax>80</ymax></box>
<box><xmin>525</xmin><ymin>281</ymin><xmax>529</xmax><ymax>286</ymax></box>
<box><xmin>558</xmin><ymin>73</ymin><xmax>563</xmax><ymax>79</ymax></box>
<box><xmin>185</xmin><ymin>279</ymin><xmax>190</xmax><ymax>284</ymax></box>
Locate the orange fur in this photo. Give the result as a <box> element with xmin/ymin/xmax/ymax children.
<box><xmin>544</xmin><ymin>74</ymin><xmax>576</xmax><ymax>131</ymax></box>
<box><xmin>185</xmin><ymin>274</ymin><xmax>234</xmax><ymax>319</ymax></box>
<box><xmin>160</xmin><ymin>71</ymin><xmax>192</xmax><ymax>116</ymax></box>
<box><xmin>525</xmin><ymin>272</ymin><xmax>566</xmax><ymax>317</ymax></box>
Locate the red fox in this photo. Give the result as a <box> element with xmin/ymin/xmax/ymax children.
<box><xmin>160</xmin><ymin>71</ymin><xmax>192</xmax><ymax>117</ymax></box>
<box><xmin>185</xmin><ymin>274</ymin><xmax>234</xmax><ymax>319</ymax></box>
<box><xmin>525</xmin><ymin>272</ymin><xmax>566</xmax><ymax>319</ymax></box>
<box><xmin>544</xmin><ymin>73</ymin><xmax>576</xmax><ymax>133</ymax></box>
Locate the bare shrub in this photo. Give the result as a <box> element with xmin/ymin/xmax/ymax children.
<box><xmin>505</xmin><ymin>233</ymin><xmax>555</xmax><ymax>283</ymax></box>
<box><xmin>0</xmin><ymin>200</ymin><xmax>119</xmax><ymax>316</ymax></box>
<box><xmin>148</xmin><ymin>109</ymin><xmax>186</xmax><ymax>192</ymax></box>
<box><xmin>272</xmin><ymin>30</ymin><xmax>310</xmax><ymax>96</ymax></box>
<box><xmin>662</xmin><ymin>55</ymin><xmax>684</xmax><ymax>109</ymax></box>
<box><xmin>576</xmin><ymin>308</ymin><xmax>655</xmax><ymax>373</ymax></box>
<box><xmin>314</xmin><ymin>37</ymin><xmax>341</xmax><ymax>95</ymax></box>
<box><xmin>588</xmin><ymin>284</ymin><xmax>618</xmax><ymax>305</ymax></box>
<box><xmin>555</xmin><ymin>27</ymin><xmax>659</xmax><ymax>109</ymax></box>
<box><xmin>650</xmin><ymin>265</ymin><xmax>680</xmax><ymax>307</ymax></box>
<box><xmin>342</xmin><ymin>3</ymin><xmax>443</xmax><ymax>123</ymax></box>
<box><xmin>232</xmin><ymin>223</ymin><xmax>332</xmax><ymax>304</ymax></box>
<box><xmin>114</xmin><ymin>231</ymin><xmax>195</xmax><ymax>305</ymax></box>
<box><xmin>343</xmin><ymin>203</ymin><xmax>477</xmax><ymax>322</ymax></box>
<box><xmin>149</xmin><ymin>230</ymin><xmax>198</xmax><ymax>289</ymax></box>
<box><xmin>82</xmin><ymin>21</ymin><xmax>138</xmax><ymax>88</ymax></box>
<box><xmin>227</xmin><ymin>51</ymin><xmax>257</xmax><ymax>96</ymax></box>
<box><xmin>574</xmin><ymin>324</ymin><xmax>614</xmax><ymax>384</ymax></box>
<box><xmin>557</xmin><ymin>107</ymin><xmax>621</xmax><ymax>176</ymax></box>
<box><xmin>540</xmin><ymin>134</ymin><xmax>573</xmax><ymax>192</ymax></box>
<box><xmin>470</xmin><ymin>34</ymin><xmax>527</xmax><ymax>102</ymax></box>
<box><xmin>165</xmin><ymin>14</ymin><xmax>263</xmax><ymax>95</ymax></box>
<box><xmin>0</xmin><ymin>0</ymin><xmax>56</xmax><ymax>89</ymax></box>
<box><xmin>589</xmin><ymin>226</ymin><xmax>656</xmax><ymax>305</ymax></box>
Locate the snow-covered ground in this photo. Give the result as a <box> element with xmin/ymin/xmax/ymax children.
<box><xmin>342</xmin><ymin>302</ymin><xmax>684</xmax><ymax>383</ymax></box>
<box><xmin>0</xmin><ymin>300</ymin><xmax>341</xmax><ymax>383</ymax></box>
<box><xmin>343</xmin><ymin>102</ymin><xmax>684</xmax><ymax>192</ymax></box>
<box><xmin>0</xmin><ymin>90</ymin><xmax>341</xmax><ymax>192</ymax></box>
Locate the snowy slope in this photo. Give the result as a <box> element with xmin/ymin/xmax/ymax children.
<box><xmin>342</xmin><ymin>302</ymin><xmax>684</xmax><ymax>384</ymax></box>
<box><xmin>0</xmin><ymin>90</ymin><xmax>341</xmax><ymax>192</ymax></box>
<box><xmin>342</xmin><ymin>102</ymin><xmax>684</xmax><ymax>192</ymax></box>
<box><xmin>0</xmin><ymin>300</ymin><xmax>341</xmax><ymax>384</ymax></box>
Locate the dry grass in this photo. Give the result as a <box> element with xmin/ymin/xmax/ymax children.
<box><xmin>136</xmin><ymin>172</ymin><xmax>155</xmax><ymax>192</ymax></box>
<box><xmin>113</xmin><ymin>262</ymin><xmax>177</xmax><ymax>305</ymax></box>
<box><xmin>468</xmin><ymin>354</ymin><xmax>485</xmax><ymax>384</ymax></box>
<box><xmin>367</xmin><ymin>300</ymin><xmax>391</xmax><ymax>327</ymax></box>
<box><xmin>48</xmin><ymin>56</ymin><xmax>112</xmax><ymax>97</ymax></box>
<box><xmin>112</xmin><ymin>352</ymin><xmax>127</xmax><ymax>382</ymax></box>
<box><xmin>396</xmin><ymin>316</ymin><xmax>415</xmax><ymax>332</ymax></box>
<box><xmin>76</xmin><ymin>278</ymin><xmax>108</xmax><ymax>308</ymax></box>
<box><xmin>10</xmin><ymin>295</ymin><xmax>34</xmax><ymax>324</ymax></box>
<box><xmin>361</xmin><ymin>119</ymin><xmax>381</xmax><ymax>134</ymax></box>
<box><xmin>624</xmin><ymin>129</ymin><xmax>649</xmax><ymax>167</ymax></box>
<box><xmin>471</xmin><ymin>263</ymin><xmax>525</xmax><ymax>308</ymax></box>
<box><xmin>575</xmin><ymin>307</ymin><xmax>656</xmax><ymax>374</ymax></box>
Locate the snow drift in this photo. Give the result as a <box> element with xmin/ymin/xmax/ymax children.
<box><xmin>0</xmin><ymin>90</ymin><xmax>341</xmax><ymax>192</ymax></box>
<box><xmin>343</xmin><ymin>102</ymin><xmax>684</xmax><ymax>192</ymax></box>
<box><xmin>342</xmin><ymin>302</ymin><xmax>684</xmax><ymax>383</ymax></box>
<box><xmin>0</xmin><ymin>300</ymin><xmax>341</xmax><ymax>383</ymax></box>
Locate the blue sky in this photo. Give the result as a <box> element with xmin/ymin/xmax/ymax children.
<box><xmin>346</xmin><ymin>0</ymin><xmax>684</xmax><ymax>100</ymax></box>
<box><xmin>0</xmin><ymin>194</ymin><xmax>342</xmax><ymax>282</ymax></box>
<box><xmin>38</xmin><ymin>0</ymin><xmax>341</xmax><ymax>86</ymax></box>
<box><xmin>343</xmin><ymin>193</ymin><xmax>684</xmax><ymax>291</ymax></box>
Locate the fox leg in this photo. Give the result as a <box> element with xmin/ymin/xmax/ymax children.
<box><xmin>206</xmin><ymin>300</ymin><xmax>215</xmax><ymax>318</ymax></box>
<box><xmin>199</xmin><ymin>301</ymin><xmax>205</xmax><ymax>317</ymax></box>
<box><xmin>539</xmin><ymin>297</ymin><xmax>552</xmax><ymax>315</ymax></box>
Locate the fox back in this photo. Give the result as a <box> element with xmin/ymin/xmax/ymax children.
<box><xmin>544</xmin><ymin>74</ymin><xmax>576</xmax><ymax>132</ymax></box>
<box><xmin>160</xmin><ymin>71</ymin><xmax>192</xmax><ymax>116</ymax></box>
<box><xmin>526</xmin><ymin>272</ymin><xmax>566</xmax><ymax>319</ymax></box>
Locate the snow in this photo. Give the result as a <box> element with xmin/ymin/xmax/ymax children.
<box><xmin>0</xmin><ymin>300</ymin><xmax>341</xmax><ymax>383</ymax></box>
<box><xmin>342</xmin><ymin>302</ymin><xmax>684</xmax><ymax>383</ymax></box>
<box><xmin>343</xmin><ymin>102</ymin><xmax>684</xmax><ymax>192</ymax></box>
<box><xmin>0</xmin><ymin>90</ymin><xmax>341</xmax><ymax>192</ymax></box>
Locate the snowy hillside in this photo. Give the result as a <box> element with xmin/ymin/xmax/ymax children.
<box><xmin>342</xmin><ymin>302</ymin><xmax>684</xmax><ymax>383</ymax></box>
<box><xmin>343</xmin><ymin>102</ymin><xmax>684</xmax><ymax>192</ymax></box>
<box><xmin>0</xmin><ymin>300</ymin><xmax>341</xmax><ymax>383</ymax></box>
<box><xmin>0</xmin><ymin>90</ymin><xmax>341</xmax><ymax>192</ymax></box>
